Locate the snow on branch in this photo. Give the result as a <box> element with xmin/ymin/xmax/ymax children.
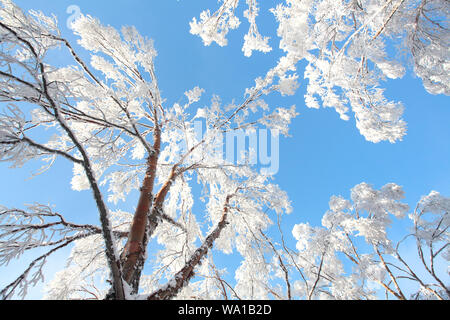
<box><xmin>0</xmin><ymin>204</ymin><xmax>125</xmax><ymax>299</ymax></box>
<box><xmin>147</xmin><ymin>194</ymin><xmax>233</xmax><ymax>300</ymax></box>
<box><xmin>287</xmin><ymin>183</ymin><xmax>449</xmax><ymax>300</ymax></box>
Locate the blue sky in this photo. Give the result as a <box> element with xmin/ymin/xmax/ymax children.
<box><xmin>0</xmin><ymin>0</ymin><xmax>449</xmax><ymax>299</ymax></box>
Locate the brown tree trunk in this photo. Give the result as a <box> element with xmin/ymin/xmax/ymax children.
<box><xmin>128</xmin><ymin>165</ymin><xmax>180</xmax><ymax>292</ymax></box>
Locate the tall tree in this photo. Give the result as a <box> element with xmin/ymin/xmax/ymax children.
<box><xmin>0</xmin><ymin>0</ymin><xmax>293</xmax><ymax>299</ymax></box>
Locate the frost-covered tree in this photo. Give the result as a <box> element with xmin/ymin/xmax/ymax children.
<box><xmin>0</xmin><ymin>0</ymin><xmax>294</xmax><ymax>300</ymax></box>
<box><xmin>0</xmin><ymin>0</ymin><xmax>448</xmax><ymax>300</ymax></box>
<box><xmin>288</xmin><ymin>183</ymin><xmax>449</xmax><ymax>300</ymax></box>
<box><xmin>192</xmin><ymin>0</ymin><xmax>449</xmax><ymax>143</ymax></box>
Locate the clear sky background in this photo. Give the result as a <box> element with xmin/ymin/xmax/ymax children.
<box><xmin>0</xmin><ymin>0</ymin><xmax>449</xmax><ymax>299</ymax></box>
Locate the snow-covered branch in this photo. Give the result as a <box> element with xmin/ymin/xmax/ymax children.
<box><xmin>0</xmin><ymin>204</ymin><xmax>129</xmax><ymax>300</ymax></box>
<box><xmin>192</xmin><ymin>0</ymin><xmax>449</xmax><ymax>143</ymax></box>
<box><xmin>147</xmin><ymin>194</ymin><xmax>233</xmax><ymax>300</ymax></box>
